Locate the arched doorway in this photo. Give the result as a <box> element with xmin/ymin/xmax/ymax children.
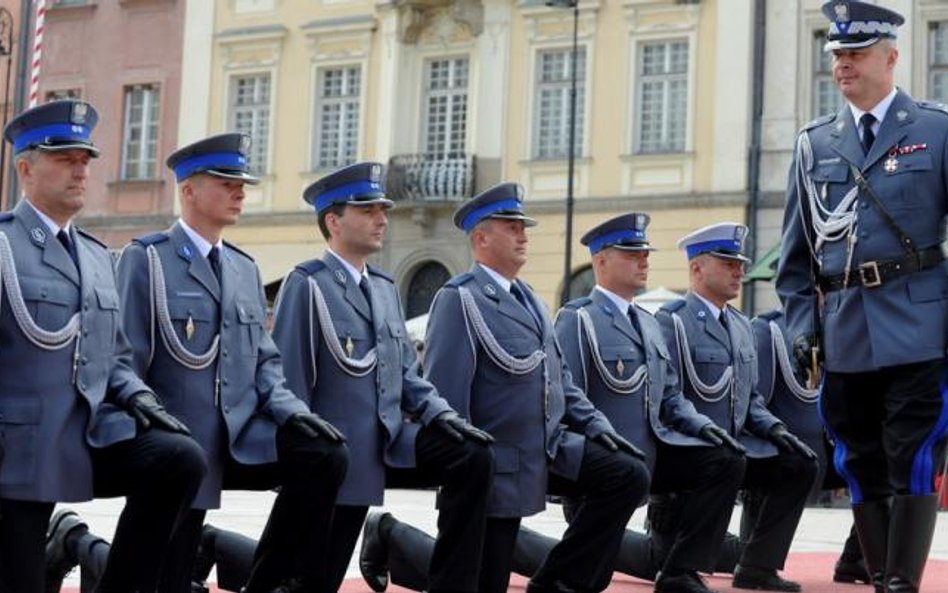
<box><xmin>406</xmin><ymin>261</ymin><xmax>451</xmax><ymax>318</ymax></box>
<box><xmin>561</xmin><ymin>264</ymin><xmax>595</xmax><ymax>304</ymax></box>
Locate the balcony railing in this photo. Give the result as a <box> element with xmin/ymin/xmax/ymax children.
<box><xmin>387</xmin><ymin>153</ymin><xmax>475</xmax><ymax>202</ymax></box>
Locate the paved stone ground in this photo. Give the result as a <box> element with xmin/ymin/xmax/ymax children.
<box><xmin>56</xmin><ymin>489</ymin><xmax>948</xmax><ymax>590</ymax></box>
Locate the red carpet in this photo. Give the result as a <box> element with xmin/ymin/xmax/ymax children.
<box><xmin>59</xmin><ymin>553</ymin><xmax>948</xmax><ymax>592</ymax></box>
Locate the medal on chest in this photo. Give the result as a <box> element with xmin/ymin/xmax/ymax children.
<box><xmin>884</xmin><ymin>151</ymin><xmax>899</xmax><ymax>173</ymax></box>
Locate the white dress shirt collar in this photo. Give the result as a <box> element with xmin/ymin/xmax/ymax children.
<box><xmin>177</xmin><ymin>218</ymin><xmax>222</xmax><ymax>259</ymax></box>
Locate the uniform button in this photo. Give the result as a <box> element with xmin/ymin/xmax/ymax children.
<box><xmin>78</xmin><ymin>382</ymin><xmax>86</xmax><ymax>389</ymax></box>
<box><xmin>83</xmin><ymin>304</ymin><xmax>90</xmax><ymax>311</ymax></box>
<box><xmin>861</xmin><ymin>201</ymin><xmax>869</xmax><ymax>209</ymax></box>
<box><xmin>223</xmin><ymin>321</ymin><xmax>230</xmax><ymax>328</ymax></box>
<box><xmin>223</xmin><ymin>406</ymin><xmax>230</xmax><ymax>414</ymax></box>
<box><xmin>83</xmin><ymin>330</ymin><xmax>89</xmax><ymax>337</ymax></box>
<box><xmin>81</xmin><ymin>357</ymin><xmax>88</xmax><ymax>365</ymax></box>
<box><xmin>381</xmin><ymin>413</ymin><xmax>387</xmax><ymax>420</ymax></box>
<box><xmin>222</xmin><ymin>379</ymin><xmax>229</xmax><ymax>386</ymax></box>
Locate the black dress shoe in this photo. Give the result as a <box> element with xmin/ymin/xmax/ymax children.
<box><xmin>733</xmin><ymin>565</ymin><xmax>801</xmax><ymax>592</ymax></box>
<box><xmin>45</xmin><ymin>509</ymin><xmax>87</xmax><ymax>593</ymax></box>
<box><xmin>833</xmin><ymin>556</ymin><xmax>871</xmax><ymax>584</ymax></box>
<box><xmin>525</xmin><ymin>578</ymin><xmax>582</xmax><ymax>593</ymax></box>
<box><xmin>359</xmin><ymin>512</ymin><xmax>390</xmax><ymax>592</ymax></box>
<box><xmin>654</xmin><ymin>571</ymin><xmax>721</xmax><ymax>593</ymax></box>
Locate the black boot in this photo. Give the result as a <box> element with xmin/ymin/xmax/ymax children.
<box><xmin>359</xmin><ymin>512</ymin><xmax>392</xmax><ymax>592</ymax></box>
<box><xmin>884</xmin><ymin>495</ymin><xmax>938</xmax><ymax>593</ymax></box>
<box><xmin>387</xmin><ymin>516</ymin><xmax>436</xmax><ymax>591</ymax></box>
<box><xmin>513</xmin><ymin>525</ymin><xmax>556</xmax><ymax>578</ymax></box>
<box><xmin>213</xmin><ymin>528</ymin><xmax>258</xmax><ymax>592</ymax></box>
<box><xmin>715</xmin><ymin>533</ymin><xmax>744</xmax><ymax>574</ymax></box>
<box><xmin>852</xmin><ymin>497</ymin><xmax>891</xmax><ymax>593</ymax></box>
<box><xmin>834</xmin><ymin>524</ymin><xmax>870</xmax><ymax>584</ymax></box>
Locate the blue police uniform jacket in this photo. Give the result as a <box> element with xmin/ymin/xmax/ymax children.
<box><xmin>777</xmin><ymin>89</ymin><xmax>948</xmax><ymax>372</ymax></box>
<box><xmin>424</xmin><ymin>265</ymin><xmax>615</xmax><ymax>518</ymax></box>
<box><xmin>0</xmin><ymin>201</ymin><xmax>146</xmax><ymax>502</ymax></box>
<box><xmin>116</xmin><ymin>223</ymin><xmax>309</xmax><ymax>509</ymax></box>
<box><xmin>656</xmin><ymin>293</ymin><xmax>781</xmax><ymax>458</ymax></box>
<box><xmin>272</xmin><ymin>252</ymin><xmax>452</xmax><ymax>506</ymax></box>
<box><xmin>554</xmin><ymin>291</ymin><xmax>715</xmax><ymax>476</ymax></box>
<box><xmin>752</xmin><ymin>309</ymin><xmax>827</xmax><ymax>492</ymax></box>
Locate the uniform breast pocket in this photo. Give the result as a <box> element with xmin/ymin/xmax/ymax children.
<box><xmin>334</xmin><ymin>323</ymin><xmax>372</xmax><ymax>358</ymax></box>
<box><xmin>19</xmin><ymin>276</ymin><xmax>78</xmax><ymax>330</ymax></box>
<box><xmin>693</xmin><ymin>345</ymin><xmax>730</xmax><ymax>382</ymax></box>
<box><xmin>0</xmin><ymin>398</ymin><xmax>42</xmax><ymax>485</ymax></box>
<box><xmin>888</xmin><ymin>153</ymin><xmax>933</xmax><ymax>210</ymax></box>
<box><xmin>235</xmin><ymin>299</ymin><xmax>264</xmax><ymax>356</ymax></box>
<box><xmin>167</xmin><ymin>298</ymin><xmax>217</xmax><ymax>350</ymax></box>
<box><xmin>810</xmin><ymin>163</ymin><xmax>850</xmax><ymax>208</ymax></box>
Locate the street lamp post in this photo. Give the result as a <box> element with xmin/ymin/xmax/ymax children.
<box><xmin>546</xmin><ymin>0</ymin><xmax>579</xmax><ymax>305</ymax></box>
<box><xmin>0</xmin><ymin>7</ymin><xmax>14</xmax><ymax>209</ymax></box>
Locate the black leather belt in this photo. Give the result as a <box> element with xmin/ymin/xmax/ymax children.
<box><xmin>818</xmin><ymin>246</ymin><xmax>944</xmax><ymax>292</ymax></box>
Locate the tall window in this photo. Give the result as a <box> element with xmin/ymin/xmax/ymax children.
<box><xmin>121</xmin><ymin>84</ymin><xmax>160</xmax><ymax>181</ymax></box>
<box><xmin>231</xmin><ymin>74</ymin><xmax>271</xmax><ymax>175</ymax></box>
<box><xmin>930</xmin><ymin>21</ymin><xmax>948</xmax><ymax>103</ymax></box>
<box><xmin>423</xmin><ymin>57</ymin><xmax>469</xmax><ymax>160</ymax></box>
<box><xmin>636</xmin><ymin>40</ymin><xmax>688</xmax><ymax>153</ymax></box>
<box><xmin>313</xmin><ymin>66</ymin><xmax>361</xmax><ymax>170</ymax></box>
<box><xmin>534</xmin><ymin>47</ymin><xmax>586</xmax><ymax>160</ymax></box>
<box><xmin>813</xmin><ymin>30</ymin><xmax>844</xmax><ymax>116</ymax></box>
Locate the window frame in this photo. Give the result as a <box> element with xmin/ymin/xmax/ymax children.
<box><xmin>228</xmin><ymin>72</ymin><xmax>273</xmax><ymax>177</ymax></box>
<box><xmin>312</xmin><ymin>64</ymin><xmax>363</xmax><ymax>171</ymax></box>
<box><xmin>633</xmin><ymin>38</ymin><xmax>689</xmax><ymax>155</ymax></box>
<box><xmin>120</xmin><ymin>83</ymin><xmax>161</xmax><ymax>181</ymax></box>
<box><xmin>531</xmin><ymin>44</ymin><xmax>587</xmax><ymax>161</ymax></box>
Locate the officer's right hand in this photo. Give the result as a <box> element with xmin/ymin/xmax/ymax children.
<box><xmin>128</xmin><ymin>392</ymin><xmax>191</xmax><ymax>435</ymax></box>
<box><xmin>699</xmin><ymin>423</ymin><xmax>746</xmax><ymax>454</ymax></box>
<box><xmin>791</xmin><ymin>333</ymin><xmax>821</xmax><ymax>375</ymax></box>
<box><xmin>594</xmin><ymin>431</ymin><xmax>647</xmax><ymax>460</ymax></box>
<box><xmin>432</xmin><ymin>411</ymin><xmax>495</xmax><ymax>444</ymax></box>
<box><xmin>287</xmin><ymin>412</ymin><xmax>346</xmax><ymax>442</ymax></box>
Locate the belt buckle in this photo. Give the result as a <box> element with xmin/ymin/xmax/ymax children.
<box><xmin>859</xmin><ymin>261</ymin><xmax>882</xmax><ymax>287</ymax></box>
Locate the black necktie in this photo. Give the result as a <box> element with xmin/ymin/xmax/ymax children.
<box><xmin>510</xmin><ymin>283</ymin><xmax>537</xmax><ymax>325</ymax></box>
<box><xmin>207</xmin><ymin>246</ymin><xmax>222</xmax><ymax>283</ymax></box>
<box><xmin>860</xmin><ymin>112</ymin><xmax>876</xmax><ymax>154</ymax></box>
<box><xmin>359</xmin><ymin>276</ymin><xmax>373</xmax><ymax>310</ymax></box>
<box><xmin>57</xmin><ymin>229</ymin><xmax>79</xmax><ymax>269</ymax></box>
<box><xmin>719</xmin><ymin>310</ymin><xmax>729</xmax><ymax>332</ymax></box>
<box><xmin>627</xmin><ymin>306</ymin><xmax>642</xmax><ymax>336</ymax></box>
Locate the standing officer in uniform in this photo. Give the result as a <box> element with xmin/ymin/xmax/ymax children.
<box><xmin>424</xmin><ymin>185</ymin><xmax>650</xmax><ymax>593</ymax></box>
<box><xmin>203</xmin><ymin>162</ymin><xmax>494</xmax><ymax>593</ymax></box>
<box><xmin>46</xmin><ymin>133</ymin><xmax>350</xmax><ymax>593</ymax></box>
<box><xmin>0</xmin><ymin>100</ymin><xmax>207</xmax><ymax>593</ymax></box>
<box><xmin>357</xmin><ymin>213</ymin><xmax>744</xmax><ymax>593</ymax></box>
<box><xmin>657</xmin><ymin>222</ymin><xmax>817</xmax><ymax>592</ymax></box>
<box><xmin>777</xmin><ymin>2</ymin><xmax>948</xmax><ymax>591</ymax></box>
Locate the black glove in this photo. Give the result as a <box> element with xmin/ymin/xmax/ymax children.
<box><xmin>127</xmin><ymin>392</ymin><xmax>190</xmax><ymax>435</ymax></box>
<box><xmin>792</xmin><ymin>333</ymin><xmax>822</xmax><ymax>376</ymax></box>
<box><xmin>594</xmin><ymin>431</ymin><xmax>646</xmax><ymax>460</ymax></box>
<box><xmin>287</xmin><ymin>413</ymin><xmax>345</xmax><ymax>442</ymax></box>
<box><xmin>769</xmin><ymin>424</ymin><xmax>817</xmax><ymax>460</ymax></box>
<box><xmin>432</xmin><ymin>411</ymin><xmax>494</xmax><ymax>444</ymax></box>
<box><xmin>699</xmin><ymin>423</ymin><xmax>746</xmax><ymax>454</ymax></box>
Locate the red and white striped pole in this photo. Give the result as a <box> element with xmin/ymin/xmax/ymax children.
<box><xmin>28</xmin><ymin>0</ymin><xmax>47</xmax><ymax>108</ymax></box>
